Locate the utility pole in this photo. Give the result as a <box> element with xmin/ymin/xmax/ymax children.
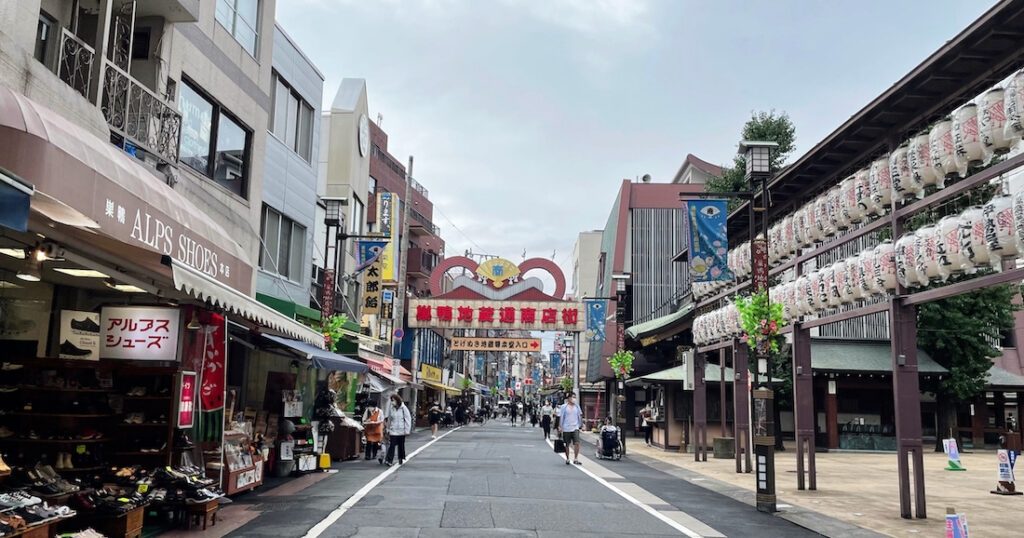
<box><xmin>392</xmin><ymin>156</ymin><xmax>413</xmax><ymax>377</ymax></box>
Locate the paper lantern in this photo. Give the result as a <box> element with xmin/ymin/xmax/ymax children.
<box><xmin>909</xmin><ymin>132</ymin><xmax>941</xmax><ymax>190</ymax></box>
<box><xmin>874</xmin><ymin>241</ymin><xmax>897</xmax><ymax>293</ymax></box>
<box><xmin>782</xmin><ymin>215</ymin><xmax>796</xmax><ymax>261</ymax></box>
<box><xmin>895</xmin><ymin>234</ymin><xmax>925</xmax><ymax>288</ymax></box>
<box><xmin>929</xmin><ymin>119</ymin><xmax>960</xmax><ymax>182</ymax></box>
<box><xmin>853</xmin><ymin>167</ymin><xmax>877</xmax><ymax>218</ymax></box>
<box><xmin>815</xmin><ymin>194</ymin><xmax>835</xmax><ymax>239</ymax></box>
<box><xmin>859</xmin><ymin>248</ymin><xmax>878</xmax><ymax>296</ymax></box>
<box><xmin>984</xmin><ymin>195</ymin><xmax>1020</xmax><ymax>260</ymax></box>
<box><xmin>935</xmin><ymin>215</ymin><xmax>965</xmax><ymax>280</ymax></box>
<box><xmin>833</xmin><ymin>261</ymin><xmax>854</xmax><ymax>304</ymax></box>
<box><xmin>869</xmin><ymin>155</ymin><xmax>893</xmax><ymax>215</ymax></box>
<box><xmin>952</xmin><ymin>103</ymin><xmax>984</xmax><ymax>173</ymax></box>
<box><xmin>980</xmin><ymin>88</ymin><xmax>1014</xmax><ymax>156</ymax></box>
<box><xmin>840</xmin><ymin>175</ymin><xmax>865</xmax><ymax>224</ymax></box>
<box><xmin>1004</xmin><ymin>69</ymin><xmax>1024</xmax><ymax>141</ymax></box>
<box><xmin>769</xmin><ymin>223</ymin><xmax>782</xmax><ymax>265</ymax></box>
<box><xmin>914</xmin><ymin>225</ymin><xmax>941</xmax><ymax>283</ymax></box>
<box><xmin>786</xmin><ymin>281</ymin><xmax>803</xmax><ymax>319</ymax></box>
<box><xmin>793</xmin><ymin>206</ymin><xmax>809</xmax><ymax>249</ymax></box>
<box><xmin>890</xmin><ymin>144</ymin><xmax>920</xmax><ymax>202</ymax></box>
<box><xmin>958</xmin><ymin>205</ymin><xmax>991</xmax><ymax>273</ymax></box>
<box><xmin>845</xmin><ymin>257</ymin><xmax>864</xmax><ymax>300</ymax></box>
<box><xmin>795</xmin><ymin>275</ymin><xmax>810</xmax><ymax>315</ymax></box>
<box><xmin>804</xmin><ymin>201</ymin><xmax>823</xmax><ymax>244</ymax></box>
<box><xmin>1013</xmin><ymin>190</ymin><xmax>1024</xmax><ymax>262</ymax></box>
<box><xmin>820</xmin><ymin>265</ymin><xmax>836</xmax><ymax>309</ymax></box>
<box><xmin>804</xmin><ymin>271</ymin><xmax>822</xmax><ymax>313</ymax></box>
<box><xmin>738</xmin><ymin>241</ymin><xmax>751</xmax><ymax>278</ymax></box>
<box><xmin>828</xmin><ymin>185</ymin><xmax>849</xmax><ymax>231</ymax></box>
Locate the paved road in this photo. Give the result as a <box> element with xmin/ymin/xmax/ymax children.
<box><xmin>266</xmin><ymin>419</ymin><xmax>823</xmax><ymax>537</ymax></box>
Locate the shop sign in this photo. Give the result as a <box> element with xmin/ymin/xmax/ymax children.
<box><xmin>377</xmin><ymin>192</ymin><xmax>400</xmax><ymax>281</ymax></box>
<box><xmin>100</xmin><ymin>306</ymin><xmax>180</xmax><ymax>361</ymax></box>
<box><xmin>321</xmin><ymin>269</ymin><xmax>336</xmax><ymax>319</ymax></box>
<box><xmin>178</xmin><ymin>371</ymin><xmax>197</xmax><ymax>429</ymax></box>
<box><xmin>362</xmin><ymin>259</ymin><xmax>383</xmax><ymax>316</ymax></box>
<box><xmin>421</xmin><ymin>364</ymin><xmax>442</xmax><ymax>383</ymax></box>
<box><xmin>59</xmin><ymin>310</ymin><xmax>100</xmax><ymax>360</ymax></box>
<box><xmin>617</xmin><ymin>323</ymin><xmax>625</xmax><ymax>350</ymax></box>
<box><xmin>752</xmin><ymin>237</ymin><xmax>769</xmax><ymax>293</ymax></box>
<box><xmin>381</xmin><ymin>289</ymin><xmax>394</xmax><ymax>319</ymax></box>
<box><xmin>451</xmin><ymin>337</ymin><xmax>541</xmax><ymax>351</ymax></box>
<box><xmin>408</xmin><ymin>299</ymin><xmax>585</xmax><ymax>331</ymax></box>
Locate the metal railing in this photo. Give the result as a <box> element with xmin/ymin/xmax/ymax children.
<box><xmin>58</xmin><ymin>28</ymin><xmax>94</xmax><ymax>98</ymax></box>
<box><xmin>102</xmin><ymin>61</ymin><xmax>181</xmax><ymax>164</ymax></box>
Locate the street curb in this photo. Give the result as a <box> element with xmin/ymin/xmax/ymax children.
<box><xmin>578</xmin><ymin>432</ymin><xmax>886</xmax><ymax>538</ymax></box>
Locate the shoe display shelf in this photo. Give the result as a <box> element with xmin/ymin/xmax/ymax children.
<box><xmin>219</xmin><ymin>433</ymin><xmax>262</xmax><ymax>496</ymax></box>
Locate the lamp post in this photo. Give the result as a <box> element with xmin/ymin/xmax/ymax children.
<box><xmin>738</xmin><ymin>140</ymin><xmax>778</xmax><ymax>514</ymax></box>
<box><xmin>320</xmin><ymin>196</ymin><xmax>347</xmax><ymax>320</ymax></box>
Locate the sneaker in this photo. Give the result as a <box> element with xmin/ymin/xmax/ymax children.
<box><xmin>69</xmin><ymin>317</ymin><xmax>100</xmax><ymax>334</ymax></box>
<box><xmin>0</xmin><ymin>426</ymin><xmax>14</xmax><ymax>438</ymax></box>
<box><xmin>59</xmin><ymin>340</ymin><xmax>91</xmax><ymax>357</ymax></box>
<box><xmin>0</xmin><ymin>385</ymin><xmax>17</xmax><ymax>393</ymax></box>
<box><xmin>1</xmin><ymin>362</ymin><xmax>23</xmax><ymax>371</ymax></box>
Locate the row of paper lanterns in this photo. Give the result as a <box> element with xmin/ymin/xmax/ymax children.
<box><xmin>694</xmin><ymin>69</ymin><xmax>1024</xmax><ymax>302</ymax></box>
<box><xmin>693</xmin><ymin>185</ymin><xmax>1024</xmax><ymax>346</ymax></box>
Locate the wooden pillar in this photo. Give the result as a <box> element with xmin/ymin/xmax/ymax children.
<box><xmin>825</xmin><ymin>377</ymin><xmax>839</xmax><ymax>450</ymax></box>
<box><xmin>792</xmin><ymin>324</ymin><xmax>816</xmax><ymax>490</ymax></box>
<box><xmin>694</xmin><ymin>352</ymin><xmax>707</xmax><ymax>461</ymax></box>
<box><xmin>971</xmin><ymin>397</ymin><xmax>985</xmax><ymax>448</ymax></box>
<box><xmin>720</xmin><ymin>348</ymin><xmax>727</xmax><ymax>437</ymax></box>
<box><xmin>891</xmin><ymin>299</ymin><xmax>926</xmax><ymax>519</ymax></box>
<box><xmin>733</xmin><ymin>343</ymin><xmax>751</xmax><ymax>473</ymax></box>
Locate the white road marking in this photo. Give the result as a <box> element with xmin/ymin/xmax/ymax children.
<box><xmin>301</xmin><ymin>427</ymin><xmax>461</xmax><ymax>538</ymax></box>
<box><xmin>547</xmin><ymin>439</ymin><xmax>709</xmax><ymax>538</ymax></box>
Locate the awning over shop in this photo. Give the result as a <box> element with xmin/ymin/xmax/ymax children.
<box><xmin>172</xmin><ymin>260</ymin><xmax>325</xmax><ymax>346</ymax></box>
<box><xmin>625</xmin><ymin>302</ymin><xmax>695</xmax><ymax>345</ymax></box>
<box><xmin>371</xmin><ymin>368</ymin><xmax>407</xmax><ymax>388</ymax></box>
<box><xmin>627</xmin><ymin>362</ymin><xmax>780</xmax><ymax>386</ymax></box>
<box><xmin>364</xmin><ymin>372</ymin><xmax>390</xmax><ymax>393</ymax></box>
<box><xmin>423</xmin><ymin>380</ymin><xmax>461</xmax><ymax>396</ymax></box>
<box><xmin>987</xmin><ymin>365</ymin><xmax>1024</xmax><ymax>388</ymax></box>
<box><xmin>810</xmin><ymin>340</ymin><xmax>946</xmax><ymax>374</ymax></box>
<box><xmin>260</xmin><ymin>334</ymin><xmax>367</xmax><ymax>373</ymax></box>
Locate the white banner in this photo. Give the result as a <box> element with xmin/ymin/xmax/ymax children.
<box><xmin>100</xmin><ymin>306</ymin><xmax>180</xmax><ymax>361</ymax></box>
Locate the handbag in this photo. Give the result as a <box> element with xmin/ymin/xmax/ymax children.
<box><xmin>553</xmin><ymin>439</ymin><xmax>566</xmax><ymax>454</ymax></box>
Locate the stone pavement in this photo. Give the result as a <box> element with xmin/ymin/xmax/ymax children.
<box><xmin>608</xmin><ymin>436</ymin><xmax>1024</xmax><ymax>537</ymax></box>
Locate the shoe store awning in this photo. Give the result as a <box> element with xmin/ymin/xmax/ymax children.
<box><xmin>423</xmin><ymin>380</ymin><xmax>462</xmax><ymax>396</ymax></box>
<box><xmin>260</xmin><ymin>334</ymin><xmax>367</xmax><ymax>373</ymax></box>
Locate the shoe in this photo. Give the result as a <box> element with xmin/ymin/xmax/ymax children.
<box><xmin>59</xmin><ymin>340</ymin><xmax>91</xmax><ymax>357</ymax></box>
<box><xmin>565</xmin><ymin>460</ymin><xmax>570</xmax><ymax>465</ymax></box>
<box><xmin>70</xmin><ymin>317</ymin><xmax>100</xmax><ymax>334</ymax></box>
<box><xmin>573</xmin><ymin>460</ymin><xmax>581</xmax><ymax>465</ymax></box>
<box><xmin>0</xmin><ymin>385</ymin><xmax>16</xmax><ymax>393</ymax></box>
<box><xmin>0</xmin><ymin>426</ymin><xmax>13</xmax><ymax>438</ymax></box>
<box><xmin>1</xmin><ymin>362</ymin><xmax>23</xmax><ymax>370</ymax></box>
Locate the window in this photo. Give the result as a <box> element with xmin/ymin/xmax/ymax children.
<box><xmin>350</xmin><ymin>197</ymin><xmax>364</xmax><ymax>236</ymax></box>
<box><xmin>259</xmin><ymin>205</ymin><xmax>306</xmax><ymax>280</ymax></box>
<box><xmin>35</xmin><ymin>11</ymin><xmax>56</xmax><ymax>64</ymax></box>
<box><xmin>216</xmin><ymin>0</ymin><xmax>259</xmax><ymax>56</ymax></box>
<box><xmin>131</xmin><ymin>28</ymin><xmax>151</xmax><ymax>60</ymax></box>
<box><xmin>179</xmin><ymin>79</ymin><xmax>251</xmax><ymax>198</ymax></box>
<box><xmin>270</xmin><ymin>73</ymin><xmax>314</xmax><ymax>162</ymax></box>
<box><xmin>368</xmin><ymin>176</ymin><xmax>377</xmax><ymax>196</ymax></box>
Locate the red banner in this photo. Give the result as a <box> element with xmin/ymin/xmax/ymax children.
<box><xmin>752</xmin><ymin>238</ymin><xmax>769</xmax><ymax>293</ymax></box>
<box><xmin>178</xmin><ymin>371</ymin><xmax>197</xmax><ymax>428</ymax></box>
<box><xmin>321</xmin><ymin>269</ymin><xmax>336</xmax><ymax>319</ymax></box>
<box><xmin>182</xmin><ymin>308</ymin><xmax>226</xmax><ymax>411</ymax></box>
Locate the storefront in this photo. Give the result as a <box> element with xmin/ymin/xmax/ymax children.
<box><xmin>0</xmin><ymin>88</ymin><xmax>359</xmax><ymax>535</ymax></box>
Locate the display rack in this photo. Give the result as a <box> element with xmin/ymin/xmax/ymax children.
<box><xmin>220</xmin><ymin>432</ymin><xmax>263</xmax><ymax>495</ymax></box>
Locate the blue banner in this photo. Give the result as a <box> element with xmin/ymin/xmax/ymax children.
<box><xmin>585</xmin><ymin>300</ymin><xmax>606</xmax><ymax>342</ymax></box>
<box><xmin>475</xmin><ymin>354</ymin><xmax>485</xmax><ymax>376</ymax></box>
<box><xmin>687</xmin><ymin>199</ymin><xmax>733</xmax><ymax>282</ymax></box>
<box><xmin>0</xmin><ymin>178</ymin><xmax>31</xmax><ymax>232</ymax></box>
<box><xmin>498</xmin><ymin>371</ymin><xmax>507</xmax><ymax>389</ymax></box>
<box><xmin>533</xmin><ymin>369</ymin><xmax>541</xmax><ymax>390</ymax></box>
<box><xmin>550</xmin><ymin>352</ymin><xmax>561</xmax><ymax>374</ymax></box>
<box><xmin>355</xmin><ymin>240</ymin><xmax>389</xmax><ymax>272</ymax></box>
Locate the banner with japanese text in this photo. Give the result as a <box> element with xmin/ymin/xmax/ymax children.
<box><xmin>585</xmin><ymin>300</ymin><xmax>606</xmax><ymax>342</ymax></box>
<box><xmin>356</xmin><ymin>240</ymin><xmax>389</xmax><ymax>273</ymax></box>
<box><xmin>550</xmin><ymin>352</ymin><xmax>561</xmax><ymax>373</ymax></box>
<box><xmin>475</xmin><ymin>354</ymin><xmax>485</xmax><ymax>376</ymax></box>
<box><xmin>686</xmin><ymin>199</ymin><xmax>733</xmax><ymax>282</ymax></box>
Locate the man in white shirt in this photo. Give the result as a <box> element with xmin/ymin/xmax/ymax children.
<box><xmin>558</xmin><ymin>393</ymin><xmax>584</xmax><ymax>465</ymax></box>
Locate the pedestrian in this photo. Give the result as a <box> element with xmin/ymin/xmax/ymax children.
<box><xmin>558</xmin><ymin>393</ymin><xmax>584</xmax><ymax>465</ymax></box>
<box><xmin>428</xmin><ymin>400</ymin><xmax>442</xmax><ymax>439</ymax></box>
<box><xmin>640</xmin><ymin>402</ymin><xmax>653</xmax><ymax>447</ymax></box>
<box><xmin>510</xmin><ymin>403</ymin><xmax>518</xmax><ymax>426</ymax></box>
<box><xmin>362</xmin><ymin>398</ymin><xmax>384</xmax><ymax>460</ymax></box>
<box><xmin>540</xmin><ymin>400</ymin><xmax>553</xmax><ymax>439</ymax></box>
<box><xmin>384</xmin><ymin>393</ymin><xmax>412</xmax><ymax>466</ymax></box>
<box><xmin>517</xmin><ymin>401</ymin><xmax>524</xmax><ymax>427</ymax></box>
<box><xmin>530</xmin><ymin>406</ymin><xmax>539</xmax><ymax>428</ymax></box>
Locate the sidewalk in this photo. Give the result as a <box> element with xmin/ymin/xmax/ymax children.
<box><xmin>583</xmin><ymin>432</ymin><xmax>1022</xmax><ymax>537</ymax></box>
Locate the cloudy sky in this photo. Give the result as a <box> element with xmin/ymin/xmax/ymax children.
<box><xmin>277</xmin><ymin>0</ymin><xmax>993</xmax><ymax>294</ymax></box>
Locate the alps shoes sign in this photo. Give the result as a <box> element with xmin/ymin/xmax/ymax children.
<box><xmin>100</xmin><ymin>306</ymin><xmax>180</xmax><ymax>361</ymax></box>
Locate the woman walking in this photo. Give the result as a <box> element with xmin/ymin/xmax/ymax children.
<box><xmin>384</xmin><ymin>393</ymin><xmax>412</xmax><ymax>466</ymax></box>
<box><xmin>428</xmin><ymin>400</ymin><xmax>441</xmax><ymax>439</ymax></box>
<box><xmin>640</xmin><ymin>402</ymin><xmax>654</xmax><ymax>446</ymax></box>
<box><xmin>540</xmin><ymin>400</ymin><xmax>553</xmax><ymax>439</ymax></box>
<box><xmin>362</xmin><ymin>399</ymin><xmax>384</xmax><ymax>460</ymax></box>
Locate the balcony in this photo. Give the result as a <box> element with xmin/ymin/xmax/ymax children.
<box><xmin>407</xmin><ymin>247</ymin><xmax>437</xmax><ymax>278</ymax></box>
<box><xmin>51</xmin><ymin>1</ymin><xmax>183</xmax><ymax>168</ymax></box>
<box><xmin>409</xmin><ymin>208</ymin><xmax>441</xmax><ymax>236</ymax></box>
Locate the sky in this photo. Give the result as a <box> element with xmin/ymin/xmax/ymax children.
<box><xmin>276</xmin><ymin>0</ymin><xmax>995</xmax><ymax>327</ymax></box>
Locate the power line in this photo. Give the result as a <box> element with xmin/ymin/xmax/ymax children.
<box><xmin>433</xmin><ymin>205</ymin><xmax>485</xmax><ymax>253</ymax></box>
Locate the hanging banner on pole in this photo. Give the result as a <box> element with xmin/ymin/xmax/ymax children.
<box><xmin>686</xmin><ymin>200</ymin><xmax>733</xmax><ymax>282</ymax></box>
<box><xmin>476</xmin><ymin>354</ymin><xmax>485</xmax><ymax>376</ymax></box>
<box><xmin>550</xmin><ymin>352</ymin><xmax>561</xmax><ymax>373</ymax></box>
<box><xmin>585</xmin><ymin>300</ymin><xmax>606</xmax><ymax>342</ymax></box>
<box><xmin>355</xmin><ymin>240</ymin><xmax>389</xmax><ymax>273</ymax></box>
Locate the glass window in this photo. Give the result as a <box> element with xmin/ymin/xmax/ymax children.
<box><xmin>214</xmin><ymin>113</ymin><xmax>248</xmax><ymax>197</ymax></box>
<box><xmin>35</xmin><ymin>11</ymin><xmax>55</xmax><ymax>64</ymax></box>
<box><xmin>271</xmin><ymin>76</ymin><xmax>288</xmax><ymax>140</ymax></box>
<box><xmin>269</xmin><ymin>73</ymin><xmax>314</xmax><ymax>164</ymax></box>
<box><xmin>284</xmin><ymin>91</ymin><xmax>298</xmax><ymax>150</ymax></box>
<box><xmin>351</xmin><ymin>198</ymin><xmax>364</xmax><ymax>235</ymax></box>
<box><xmin>179</xmin><ymin>82</ymin><xmax>215</xmax><ymax>176</ymax></box>
<box><xmin>289</xmin><ymin>223</ymin><xmax>306</xmax><ymax>280</ymax></box>
<box><xmin>262</xmin><ymin>206</ymin><xmax>280</xmax><ymax>272</ymax></box>
<box><xmin>297</xmin><ymin>103</ymin><xmax>314</xmax><ymax>162</ymax></box>
<box><xmin>278</xmin><ymin>218</ymin><xmax>292</xmax><ymax>279</ymax></box>
<box><xmin>368</xmin><ymin>176</ymin><xmax>377</xmax><ymax>195</ymax></box>
<box><xmin>216</xmin><ymin>0</ymin><xmax>259</xmax><ymax>56</ymax></box>
<box><xmin>259</xmin><ymin>205</ymin><xmax>306</xmax><ymax>281</ymax></box>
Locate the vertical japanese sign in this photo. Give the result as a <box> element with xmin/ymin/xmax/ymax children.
<box><xmin>100</xmin><ymin>306</ymin><xmax>180</xmax><ymax>360</ymax></box>
<box><xmin>752</xmin><ymin>237</ymin><xmax>769</xmax><ymax>293</ymax></box>
<box><xmin>498</xmin><ymin>371</ymin><xmax>507</xmax><ymax>389</ymax></box>
<box><xmin>321</xmin><ymin>270</ymin><xmax>335</xmax><ymax>319</ymax></box>
<box><xmin>356</xmin><ymin>240</ymin><xmax>388</xmax><ymax>273</ymax></box>
<box><xmin>686</xmin><ymin>200</ymin><xmax>733</xmax><ymax>282</ymax></box>
<box><xmin>550</xmin><ymin>352</ymin><xmax>561</xmax><ymax>373</ymax></box>
<box><xmin>178</xmin><ymin>371</ymin><xmax>197</xmax><ymax>428</ymax></box>
<box><xmin>585</xmin><ymin>300</ymin><xmax>606</xmax><ymax>342</ymax></box>
<box><xmin>377</xmin><ymin>192</ymin><xmax>400</xmax><ymax>282</ymax></box>
<box><xmin>476</xmin><ymin>354</ymin><xmax>485</xmax><ymax>376</ymax></box>
<box><xmin>363</xmin><ymin>259</ymin><xmax>383</xmax><ymax>316</ymax></box>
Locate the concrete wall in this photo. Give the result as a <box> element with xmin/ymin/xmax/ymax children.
<box><xmin>256</xmin><ymin>24</ymin><xmax>324</xmax><ymax>309</ymax></box>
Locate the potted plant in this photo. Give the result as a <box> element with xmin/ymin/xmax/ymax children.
<box><xmin>461</xmin><ymin>376</ymin><xmax>472</xmax><ymax>391</ymax></box>
<box><xmin>560</xmin><ymin>377</ymin><xmax>573</xmax><ymax>393</ymax></box>
<box><xmin>318</xmin><ymin>314</ymin><xmax>349</xmax><ymax>352</ymax></box>
<box><xmin>735</xmin><ymin>291</ymin><xmax>786</xmax><ymax>356</ymax></box>
<box><xmin>608</xmin><ymin>350</ymin><xmax>635</xmax><ymax>389</ymax></box>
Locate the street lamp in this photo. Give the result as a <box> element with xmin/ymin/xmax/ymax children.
<box><xmin>738</xmin><ymin>140</ymin><xmax>778</xmax><ymax>514</ymax></box>
<box><xmin>322</xmin><ymin>196</ymin><xmax>346</xmax><ymax>227</ymax></box>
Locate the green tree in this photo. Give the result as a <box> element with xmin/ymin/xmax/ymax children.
<box><xmin>706</xmin><ymin>110</ymin><xmax>797</xmax><ymax>212</ymax></box>
<box><xmin>917</xmin><ymin>279</ymin><xmax>1020</xmax><ymax>451</ymax></box>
